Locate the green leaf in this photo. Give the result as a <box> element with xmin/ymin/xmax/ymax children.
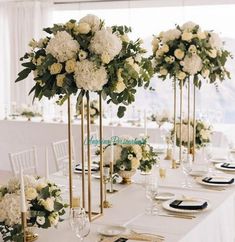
<box><xmin>117</xmin><ymin>106</ymin><xmax>126</xmax><ymax>118</ymax></box>
<box><xmin>22</xmin><ymin>62</ymin><xmax>36</xmax><ymax>69</ymax></box>
<box><xmin>76</xmin><ymin>90</ymin><xmax>85</xmax><ymax>111</ymax></box>
<box><xmin>15</xmin><ymin>68</ymin><xmax>31</xmax><ymax>82</ymax></box>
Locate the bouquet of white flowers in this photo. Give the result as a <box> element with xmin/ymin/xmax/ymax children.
<box><xmin>152</xmin><ymin>21</ymin><xmax>231</xmax><ymax>88</ymax></box>
<box><xmin>0</xmin><ymin>176</ymin><xmax>67</xmax><ymax>242</ymax></box>
<box><xmin>173</xmin><ymin>119</ymin><xmax>212</xmax><ymax>149</ymax></box>
<box><xmin>16</xmin><ymin>14</ymin><xmax>154</xmax><ymax>118</ymax></box>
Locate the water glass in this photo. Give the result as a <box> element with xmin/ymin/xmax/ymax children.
<box><xmin>145</xmin><ymin>178</ymin><xmax>158</xmax><ymax>215</ymax></box>
<box><xmin>70</xmin><ymin>207</ymin><xmax>90</xmax><ymax>241</ymax></box>
<box><xmin>181</xmin><ymin>151</ymin><xmax>192</xmax><ymax>188</ymax></box>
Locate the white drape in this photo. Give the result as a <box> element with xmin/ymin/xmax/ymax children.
<box><xmin>0</xmin><ymin>0</ymin><xmax>53</xmax><ymax>116</ymax></box>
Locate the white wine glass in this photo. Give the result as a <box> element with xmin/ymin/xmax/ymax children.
<box><xmin>181</xmin><ymin>149</ymin><xmax>192</xmax><ymax>188</ymax></box>
<box><xmin>70</xmin><ymin>207</ymin><xmax>90</xmax><ymax>241</ymax></box>
<box><xmin>145</xmin><ymin>178</ymin><xmax>158</xmax><ymax>215</ymax></box>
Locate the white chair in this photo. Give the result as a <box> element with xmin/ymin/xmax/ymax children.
<box><xmin>52</xmin><ymin>138</ymin><xmax>76</xmax><ymax>171</ymax></box>
<box><xmin>9</xmin><ymin>146</ymin><xmax>38</xmax><ymax>176</ymax></box>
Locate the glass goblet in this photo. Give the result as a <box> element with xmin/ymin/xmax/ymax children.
<box><xmin>145</xmin><ymin>178</ymin><xmax>158</xmax><ymax>215</ymax></box>
<box><xmin>181</xmin><ymin>151</ymin><xmax>193</xmax><ymax>188</ymax></box>
<box><xmin>70</xmin><ymin>207</ymin><xmax>90</xmax><ymax>241</ymax></box>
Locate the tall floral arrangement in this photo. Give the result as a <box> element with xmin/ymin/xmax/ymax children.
<box><xmin>173</xmin><ymin>119</ymin><xmax>213</xmax><ymax>149</ymax></box>
<box><xmin>151</xmin><ymin>21</ymin><xmax>231</xmax><ymax>87</ymax></box>
<box><xmin>0</xmin><ymin>176</ymin><xmax>67</xmax><ymax>242</ymax></box>
<box><xmin>16</xmin><ymin>15</ymin><xmax>154</xmax><ymax>118</ymax></box>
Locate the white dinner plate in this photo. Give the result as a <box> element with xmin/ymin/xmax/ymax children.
<box><xmin>215</xmin><ymin>163</ymin><xmax>235</xmax><ymax>172</ymax></box>
<box><xmin>162</xmin><ymin>199</ymin><xmax>210</xmax><ymax>214</ymax></box>
<box><xmin>155</xmin><ymin>192</ymin><xmax>175</xmax><ymax>200</ymax></box>
<box><xmin>97</xmin><ymin>225</ymin><xmax>126</xmax><ymax>237</ymax></box>
<box><xmin>210</xmin><ymin>158</ymin><xmax>228</xmax><ymax>163</ymax></box>
<box><xmin>189</xmin><ymin>170</ymin><xmax>208</xmax><ymax>177</ymax></box>
<box><xmin>92</xmin><ymin>174</ymin><xmax>101</xmax><ymax>179</ymax></box>
<box><xmin>195</xmin><ymin>176</ymin><xmax>234</xmax><ymax>187</ymax></box>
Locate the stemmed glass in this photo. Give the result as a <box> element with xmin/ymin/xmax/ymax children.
<box><xmin>181</xmin><ymin>149</ymin><xmax>192</xmax><ymax>188</ymax></box>
<box><xmin>70</xmin><ymin>207</ymin><xmax>90</xmax><ymax>241</ymax></box>
<box><xmin>145</xmin><ymin>177</ymin><xmax>158</xmax><ymax>215</ymax></box>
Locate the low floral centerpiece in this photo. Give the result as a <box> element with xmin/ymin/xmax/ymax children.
<box><xmin>150</xmin><ymin>110</ymin><xmax>173</xmax><ymax>127</ymax></box>
<box><xmin>16</xmin><ymin>14</ymin><xmax>154</xmax><ymax>118</ymax></box>
<box><xmin>103</xmin><ymin>137</ymin><xmax>158</xmax><ymax>183</ymax></box>
<box><xmin>174</xmin><ymin>119</ymin><xmax>213</xmax><ymax>150</ymax></box>
<box><xmin>19</xmin><ymin>104</ymin><xmax>42</xmax><ymax>121</ymax></box>
<box><xmin>151</xmin><ymin>21</ymin><xmax>231</xmax><ymax>87</ymax></box>
<box><xmin>0</xmin><ymin>176</ymin><xmax>67</xmax><ymax>242</ymax></box>
<box><xmin>76</xmin><ymin>100</ymin><xmax>99</xmax><ymax>123</ymax></box>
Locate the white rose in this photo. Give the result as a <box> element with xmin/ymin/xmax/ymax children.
<box><xmin>65</xmin><ymin>59</ymin><xmax>76</xmax><ymax>73</ymax></box>
<box><xmin>36</xmin><ymin>216</ymin><xmax>45</xmax><ymax>225</ymax></box>
<box><xmin>48</xmin><ymin>212</ymin><xmax>59</xmax><ymax>226</ymax></box>
<box><xmin>202</xmin><ymin>69</ymin><xmax>210</xmax><ymax>78</ymax></box>
<box><xmin>115</xmin><ymin>80</ymin><xmax>126</xmax><ymax>93</ymax></box>
<box><xmin>42</xmin><ymin>198</ymin><xmax>54</xmax><ymax>212</ymax></box>
<box><xmin>25</xmin><ymin>187</ymin><xmax>38</xmax><ymax>201</ymax></box>
<box><xmin>79</xmin><ymin>14</ymin><xmax>101</xmax><ymax>32</ymax></box>
<box><xmin>197</xmin><ymin>31</ymin><xmax>207</xmax><ymax>40</ymax></box>
<box><xmin>56</xmin><ymin>74</ymin><xmax>66</xmax><ymax>87</ymax></box>
<box><xmin>77</xmin><ymin>22</ymin><xmax>91</xmax><ymax>34</ymax></box>
<box><xmin>162</xmin><ymin>44</ymin><xmax>169</xmax><ymax>53</ymax></box>
<box><xmin>131</xmin><ymin>158</ymin><xmax>140</xmax><ymax>169</ymax></box>
<box><xmin>182</xmin><ymin>32</ymin><xmax>193</xmax><ymax>42</ymax></box>
<box><xmin>50</xmin><ymin>63</ymin><xmax>63</xmax><ymax>75</ymax></box>
<box><xmin>159</xmin><ymin>68</ymin><xmax>168</xmax><ymax>76</ymax></box>
<box><xmin>177</xmin><ymin>71</ymin><xmax>187</xmax><ymax>81</ymax></box>
<box><xmin>181</xmin><ymin>21</ymin><xmax>198</xmax><ymax>31</ymax></box>
<box><xmin>208</xmin><ymin>49</ymin><xmax>217</xmax><ymax>58</ymax></box>
<box><xmin>174</xmin><ymin>49</ymin><xmax>185</xmax><ymax>60</ymax></box>
<box><xmin>36</xmin><ymin>182</ymin><xmax>47</xmax><ymax>192</ymax></box>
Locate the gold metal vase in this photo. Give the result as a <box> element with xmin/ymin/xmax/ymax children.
<box><xmin>25</xmin><ymin>228</ymin><xmax>38</xmax><ymax>242</ymax></box>
<box><xmin>118</xmin><ymin>169</ymin><xmax>136</xmax><ymax>184</ymax></box>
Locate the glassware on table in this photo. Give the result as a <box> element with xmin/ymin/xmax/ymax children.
<box><xmin>145</xmin><ymin>177</ymin><xmax>158</xmax><ymax>215</ymax></box>
<box><xmin>70</xmin><ymin>207</ymin><xmax>90</xmax><ymax>241</ymax></box>
<box><xmin>181</xmin><ymin>149</ymin><xmax>193</xmax><ymax>188</ymax></box>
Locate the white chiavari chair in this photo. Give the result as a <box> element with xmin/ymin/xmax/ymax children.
<box><xmin>9</xmin><ymin>146</ymin><xmax>38</xmax><ymax>176</ymax></box>
<box><xmin>52</xmin><ymin>138</ymin><xmax>76</xmax><ymax>171</ymax></box>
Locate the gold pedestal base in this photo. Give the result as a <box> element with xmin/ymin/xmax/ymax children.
<box><xmin>103</xmin><ymin>200</ymin><xmax>112</xmax><ymax>208</ymax></box>
<box><xmin>121</xmin><ymin>177</ymin><xmax>132</xmax><ymax>185</ymax></box>
<box><xmin>107</xmin><ymin>189</ymin><xmax>118</xmax><ymax>193</ymax></box>
<box><xmin>26</xmin><ymin>230</ymin><xmax>38</xmax><ymax>242</ymax></box>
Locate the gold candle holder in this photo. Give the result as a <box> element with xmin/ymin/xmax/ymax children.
<box><xmin>21</xmin><ymin>212</ymin><xmax>27</xmax><ymax>242</ymax></box>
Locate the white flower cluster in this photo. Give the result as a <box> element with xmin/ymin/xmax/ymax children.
<box><xmin>0</xmin><ymin>193</ymin><xmax>22</xmax><ymax>226</ymax></box>
<box><xmin>90</xmin><ymin>28</ymin><xmax>122</xmax><ymax>64</ymax></box>
<box><xmin>152</xmin><ymin>21</ymin><xmax>230</xmax><ymax>86</ymax></box>
<box><xmin>46</xmin><ymin>31</ymin><xmax>80</xmax><ymax>62</ymax></box>
<box><xmin>103</xmin><ymin>145</ymin><xmax>122</xmax><ymax>165</ymax></box>
<box><xmin>74</xmin><ymin>60</ymin><xmax>108</xmax><ymax>91</ymax></box>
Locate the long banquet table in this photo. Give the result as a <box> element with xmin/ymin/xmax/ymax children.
<box><xmin>20</xmin><ymin>160</ymin><xmax>235</xmax><ymax>242</ymax></box>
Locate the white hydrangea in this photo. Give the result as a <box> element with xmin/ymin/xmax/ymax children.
<box><xmin>103</xmin><ymin>145</ymin><xmax>122</xmax><ymax>165</ymax></box>
<box><xmin>89</xmin><ymin>28</ymin><xmax>122</xmax><ymax>63</ymax></box>
<box><xmin>209</xmin><ymin>32</ymin><xmax>223</xmax><ymax>49</ymax></box>
<box><xmin>176</xmin><ymin>124</ymin><xmax>193</xmax><ymax>143</ymax></box>
<box><xmin>181</xmin><ymin>21</ymin><xmax>198</xmax><ymax>31</ymax></box>
<box><xmin>46</xmin><ymin>31</ymin><xmax>80</xmax><ymax>62</ymax></box>
<box><xmin>8</xmin><ymin>175</ymin><xmax>37</xmax><ymax>193</ymax></box>
<box><xmin>161</xmin><ymin>29</ymin><xmax>181</xmax><ymax>43</ymax></box>
<box><xmin>182</xmin><ymin>54</ymin><xmax>203</xmax><ymax>75</ymax></box>
<box><xmin>132</xmin><ymin>144</ymin><xmax>143</xmax><ymax>160</ymax></box>
<box><xmin>79</xmin><ymin>14</ymin><xmax>101</xmax><ymax>32</ymax></box>
<box><xmin>0</xmin><ymin>194</ymin><xmax>21</xmax><ymax>226</ymax></box>
<box><xmin>74</xmin><ymin>60</ymin><xmax>108</xmax><ymax>91</ymax></box>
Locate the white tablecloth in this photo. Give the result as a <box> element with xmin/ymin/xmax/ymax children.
<box><xmin>12</xmin><ymin>165</ymin><xmax>235</xmax><ymax>242</ymax></box>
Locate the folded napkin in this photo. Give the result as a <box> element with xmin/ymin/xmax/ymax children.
<box><xmin>75</xmin><ymin>164</ymin><xmax>99</xmax><ymax>172</ymax></box>
<box><xmin>221</xmin><ymin>163</ymin><xmax>235</xmax><ymax>169</ymax></box>
<box><xmin>100</xmin><ymin>233</ymin><xmax>163</xmax><ymax>242</ymax></box>
<box><xmin>169</xmin><ymin>199</ymin><xmax>207</xmax><ymax>210</ymax></box>
<box><xmin>202</xmin><ymin>177</ymin><xmax>234</xmax><ymax>184</ymax></box>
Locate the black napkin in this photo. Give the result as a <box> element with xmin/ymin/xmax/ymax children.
<box><xmin>221</xmin><ymin>163</ymin><xmax>235</xmax><ymax>169</ymax></box>
<box><xmin>75</xmin><ymin>164</ymin><xmax>99</xmax><ymax>172</ymax></box>
<box><xmin>114</xmin><ymin>238</ymin><xmax>128</xmax><ymax>242</ymax></box>
<box><xmin>170</xmin><ymin>200</ymin><xmax>208</xmax><ymax>210</ymax></box>
<box><xmin>202</xmin><ymin>177</ymin><xmax>234</xmax><ymax>184</ymax></box>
